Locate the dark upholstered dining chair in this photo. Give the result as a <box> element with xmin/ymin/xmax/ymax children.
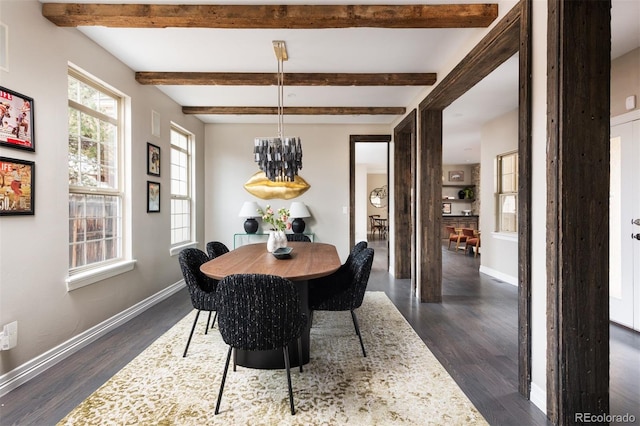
<box><xmin>206</xmin><ymin>241</ymin><xmax>230</xmax><ymax>259</ymax></box>
<box><xmin>308</xmin><ymin>247</ymin><xmax>374</xmax><ymax>357</ymax></box>
<box><xmin>214</xmin><ymin>274</ymin><xmax>307</xmax><ymax>415</ymax></box>
<box><xmin>178</xmin><ymin>248</ymin><xmax>219</xmax><ymax>357</ymax></box>
<box><xmin>285</xmin><ymin>233</ymin><xmax>311</xmax><ymax>242</ymax></box>
<box><xmin>307</xmin><ymin>241</ymin><xmax>367</xmax><ymax>304</ymax></box>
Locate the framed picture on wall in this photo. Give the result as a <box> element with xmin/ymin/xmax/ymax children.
<box><xmin>147</xmin><ymin>181</ymin><xmax>160</xmax><ymax>213</ymax></box>
<box><xmin>448</xmin><ymin>170</ymin><xmax>464</xmax><ymax>182</ymax></box>
<box><xmin>0</xmin><ymin>86</ymin><xmax>35</xmax><ymax>152</ymax></box>
<box><xmin>442</xmin><ymin>202</ymin><xmax>452</xmax><ymax>214</ymax></box>
<box><xmin>0</xmin><ymin>157</ymin><xmax>35</xmax><ymax>215</ymax></box>
<box><xmin>147</xmin><ymin>142</ymin><xmax>160</xmax><ymax>176</ymax></box>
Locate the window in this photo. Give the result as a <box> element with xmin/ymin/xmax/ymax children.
<box><xmin>171</xmin><ymin>125</ymin><xmax>193</xmax><ymax>246</ymax></box>
<box><xmin>68</xmin><ymin>69</ymin><xmax>123</xmax><ymax>272</ymax></box>
<box><xmin>497</xmin><ymin>151</ymin><xmax>518</xmax><ymax>233</ymax></box>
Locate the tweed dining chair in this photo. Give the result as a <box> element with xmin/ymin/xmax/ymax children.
<box><xmin>206</xmin><ymin>241</ymin><xmax>230</xmax><ymax>260</ymax></box>
<box><xmin>214</xmin><ymin>274</ymin><xmax>307</xmax><ymax>415</ymax></box>
<box><xmin>307</xmin><ymin>241</ymin><xmax>367</xmax><ymax>308</ymax></box>
<box><xmin>308</xmin><ymin>247</ymin><xmax>374</xmax><ymax>357</ymax></box>
<box><xmin>285</xmin><ymin>233</ymin><xmax>311</xmax><ymax>242</ymax></box>
<box><xmin>178</xmin><ymin>248</ymin><xmax>220</xmax><ymax>357</ymax></box>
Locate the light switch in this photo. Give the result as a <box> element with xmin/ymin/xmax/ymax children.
<box><xmin>625</xmin><ymin>95</ymin><xmax>636</xmax><ymax>111</ymax></box>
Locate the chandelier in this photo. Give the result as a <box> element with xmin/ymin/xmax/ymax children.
<box><xmin>254</xmin><ymin>41</ymin><xmax>303</xmax><ymax>182</ymax></box>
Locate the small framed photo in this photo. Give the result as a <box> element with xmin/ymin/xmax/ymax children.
<box><xmin>442</xmin><ymin>202</ymin><xmax>452</xmax><ymax>214</ymax></box>
<box><xmin>0</xmin><ymin>157</ymin><xmax>35</xmax><ymax>215</ymax></box>
<box><xmin>147</xmin><ymin>142</ymin><xmax>160</xmax><ymax>176</ymax></box>
<box><xmin>448</xmin><ymin>170</ymin><xmax>464</xmax><ymax>182</ymax></box>
<box><xmin>147</xmin><ymin>181</ymin><xmax>160</xmax><ymax>213</ymax></box>
<box><xmin>0</xmin><ymin>86</ymin><xmax>35</xmax><ymax>152</ymax></box>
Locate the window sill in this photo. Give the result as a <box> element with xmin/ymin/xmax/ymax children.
<box><xmin>491</xmin><ymin>232</ymin><xmax>518</xmax><ymax>242</ymax></box>
<box><xmin>66</xmin><ymin>260</ymin><xmax>137</xmax><ymax>291</ymax></box>
<box><xmin>169</xmin><ymin>241</ymin><xmax>198</xmax><ymax>257</ymax></box>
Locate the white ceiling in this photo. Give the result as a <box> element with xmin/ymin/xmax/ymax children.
<box><xmin>40</xmin><ymin>0</ymin><xmax>640</xmax><ymax>165</ymax></box>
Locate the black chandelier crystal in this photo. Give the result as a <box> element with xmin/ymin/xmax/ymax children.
<box><xmin>254</xmin><ymin>137</ymin><xmax>302</xmax><ymax>182</ymax></box>
<box><xmin>254</xmin><ymin>41</ymin><xmax>303</xmax><ymax>182</ymax></box>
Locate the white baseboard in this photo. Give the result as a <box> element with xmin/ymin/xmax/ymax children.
<box><xmin>479</xmin><ymin>265</ymin><xmax>518</xmax><ymax>286</ymax></box>
<box><xmin>0</xmin><ymin>281</ymin><xmax>185</xmax><ymax>398</ymax></box>
<box><xmin>530</xmin><ymin>382</ymin><xmax>547</xmax><ymax>414</ymax></box>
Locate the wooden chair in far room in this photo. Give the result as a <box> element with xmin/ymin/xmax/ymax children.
<box><xmin>447</xmin><ymin>226</ymin><xmax>466</xmax><ymax>251</ymax></box>
<box><xmin>369</xmin><ymin>215</ymin><xmax>385</xmax><ymax>239</ymax></box>
<box><xmin>458</xmin><ymin>228</ymin><xmax>476</xmax><ymax>253</ymax></box>
<box><xmin>465</xmin><ymin>233</ymin><xmax>481</xmax><ymax>257</ymax></box>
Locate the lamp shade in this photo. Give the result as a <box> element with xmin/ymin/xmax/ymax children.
<box><xmin>238</xmin><ymin>201</ymin><xmax>260</xmax><ymax>218</ymax></box>
<box><xmin>289</xmin><ymin>202</ymin><xmax>310</xmax><ymax>218</ymax></box>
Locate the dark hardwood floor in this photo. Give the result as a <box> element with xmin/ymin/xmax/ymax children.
<box><xmin>1</xmin><ymin>239</ymin><xmax>638</xmax><ymax>425</ymax></box>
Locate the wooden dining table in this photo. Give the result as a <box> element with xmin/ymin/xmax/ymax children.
<box><xmin>200</xmin><ymin>241</ymin><xmax>341</xmax><ymax>369</ymax></box>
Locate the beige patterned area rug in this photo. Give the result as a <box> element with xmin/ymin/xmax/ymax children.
<box><xmin>59</xmin><ymin>292</ymin><xmax>487</xmax><ymax>425</ymax></box>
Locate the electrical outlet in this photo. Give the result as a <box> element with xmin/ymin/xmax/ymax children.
<box><xmin>1</xmin><ymin>321</ymin><xmax>18</xmax><ymax>350</ymax></box>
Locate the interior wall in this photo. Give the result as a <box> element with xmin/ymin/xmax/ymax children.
<box><xmin>611</xmin><ymin>47</ymin><xmax>640</xmax><ymax>117</ymax></box>
<box><xmin>367</xmin><ymin>173</ymin><xmax>388</xmax><ymax>227</ymax></box>
<box><xmin>529</xmin><ymin>0</ymin><xmax>549</xmax><ymax>410</ymax></box>
<box><xmin>204</xmin><ymin>123</ymin><xmax>390</xmax><ymax>261</ymax></box>
<box><xmin>479</xmin><ymin>108</ymin><xmax>519</xmax><ymax>284</ymax></box>
<box><xmin>355</xmin><ymin>163</ymin><xmax>368</xmax><ymax>242</ymax></box>
<box><xmin>442</xmin><ymin>164</ymin><xmax>475</xmax><ymax>215</ymax></box>
<box><xmin>0</xmin><ymin>1</ymin><xmax>205</xmax><ymax>375</ymax></box>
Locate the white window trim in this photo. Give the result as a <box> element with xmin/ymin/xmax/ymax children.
<box><xmin>491</xmin><ymin>231</ymin><xmax>518</xmax><ymax>242</ymax></box>
<box><xmin>67</xmin><ymin>64</ymin><xmax>133</xmax><ymax>289</ymax></box>
<box><xmin>170</xmin><ymin>123</ymin><xmax>195</xmax><ymax>248</ymax></box>
<box><xmin>496</xmin><ymin>150</ymin><xmax>518</xmax><ymax>233</ymax></box>
<box><xmin>66</xmin><ymin>259</ymin><xmax>137</xmax><ymax>291</ymax></box>
<box><xmin>169</xmin><ymin>241</ymin><xmax>199</xmax><ymax>257</ymax></box>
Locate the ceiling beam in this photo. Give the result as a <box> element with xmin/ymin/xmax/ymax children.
<box><xmin>42</xmin><ymin>4</ymin><xmax>498</xmax><ymax>29</ymax></box>
<box><xmin>182</xmin><ymin>106</ymin><xmax>406</xmax><ymax>115</ymax></box>
<box><xmin>136</xmin><ymin>72</ymin><xmax>436</xmax><ymax>86</ymax></box>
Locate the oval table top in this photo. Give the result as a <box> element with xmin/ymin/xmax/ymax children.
<box><xmin>200</xmin><ymin>241</ymin><xmax>341</xmax><ymax>281</ymax></box>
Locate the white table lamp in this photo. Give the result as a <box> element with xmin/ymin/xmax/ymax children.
<box><xmin>289</xmin><ymin>202</ymin><xmax>311</xmax><ymax>234</ymax></box>
<box><xmin>238</xmin><ymin>201</ymin><xmax>261</xmax><ymax>234</ymax></box>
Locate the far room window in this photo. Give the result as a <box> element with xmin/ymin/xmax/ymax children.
<box><xmin>170</xmin><ymin>125</ymin><xmax>193</xmax><ymax>246</ymax></box>
<box><xmin>497</xmin><ymin>151</ymin><xmax>518</xmax><ymax>233</ymax></box>
<box><xmin>68</xmin><ymin>68</ymin><xmax>123</xmax><ymax>271</ymax></box>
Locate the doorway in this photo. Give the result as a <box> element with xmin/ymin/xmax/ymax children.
<box><xmin>610</xmin><ymin>113</ymin><xmax>640</xmax><ymax>330</ymax></box>
<box><xmin>349</xmin><ymin>134</ymin><xmax>391</xmax><ymax>271</ymax></box>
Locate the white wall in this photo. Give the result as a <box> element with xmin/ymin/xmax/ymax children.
<box><xmin>479</xmin><ymin>108</ymin><xmax>518</xmax><ymax>284</ymax></box>
<box><xmin>529</xmin><ymin>0</ymin><xmax>549</xmax><ymax>411</ymax></box>
<box><xmin>204</xmin><ymin>123</ymin><xmax>390</xmax><ymax>261</ymax></box>
<box><xmin>355</xmin><ymin>163</ymin><xmax>368</xmax><ymax>242</ymax></box>
<box><xmin>0</xmin><ymin>1</ymin><xmax>205</xmax><ymax>375</ymax></box>
<box><xmin>366</xmin><ymin>173</ymin><xmax>388</xmax><ymax>222</ymax></box>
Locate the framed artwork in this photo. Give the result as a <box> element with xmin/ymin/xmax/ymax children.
<box><xmin>0</xmin><ymin>86</ymin><xmax>35</xmax><ymax>151</ymax></box>
<box><xmin>0</xmin><ymin>157</ymin><xmax>35</xmax><ymax>215</ymax></box>
<box><xmin>147</xmin><ymin>181</ymin><xmax>160</xmax><ymax>213</ymax></box>
<box><xmin>448</xmin><ymin>170</ymin><xmax>464</xmax><ymax>182</ymax></box>
<box><xmin>442</xmin><ymin>202</ymin><xmax>452</xmax><ymax>214</ymax></box>
<box><xmin>147</xmin><ymin>142</ymin><xmax>160</xmax><ymax>176</ymax></box>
